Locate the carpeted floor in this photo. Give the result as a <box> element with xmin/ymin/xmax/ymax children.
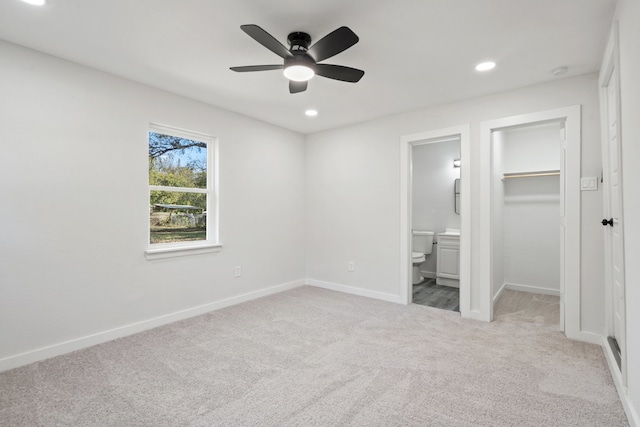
<box><xmin>0</xmin><ymin>286</ymin><xmax>628</xmax><ymax>426</ymax></box>
<box><xmin>494</xmin><ymin>288</ymin><xmax>560</xmax><ymax>327</ymax></box>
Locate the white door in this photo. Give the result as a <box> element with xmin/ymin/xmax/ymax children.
<box><xmin>603</xmin><ymin>66</ymin><xmax>626</xmax><ymax>378</ymax></box>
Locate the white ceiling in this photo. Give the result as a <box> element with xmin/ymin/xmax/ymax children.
<box><xmin>0</xmin><ymin>0</ymin><xmax>617</xmax><ymax>134</ymax></box>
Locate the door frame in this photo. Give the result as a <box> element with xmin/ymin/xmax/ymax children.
<box><xmin>599</xmin><ymin>21</ymin><xmax>627</xmax><ymax>386</ymax></box>
<box><xmin>399</xmin><ymin>125</ymin><xmax>471</xmax><ymax>317</ymax></box>
<box><xmin>479</xmin><ymin>106</ymin><xmax>585</xmax><ymax>340</ymax></box>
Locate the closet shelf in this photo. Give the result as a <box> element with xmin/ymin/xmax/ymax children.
<box><xmin>502</xmin><ymin>170</ymin><xmax>560</xmax><ymax>180</ymax></box>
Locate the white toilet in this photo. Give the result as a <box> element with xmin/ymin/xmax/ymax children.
<box><xmin>412</xmin><ymin>230</ymin><xmax>434</xmax><ymax>285</ymax></box>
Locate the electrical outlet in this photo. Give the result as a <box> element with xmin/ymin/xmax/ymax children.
<box><xmin>348</xmin><ymin>261</ymin><xmax>354</xmax><ymax>272</ymax></box>
<box><xmin>235</xmin><ymin>265</ymin><xmax>242</xmax><ymax>277</ymax></box>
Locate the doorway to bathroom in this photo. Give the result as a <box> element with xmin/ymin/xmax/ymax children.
<box><xmin>400</xmin><ymin>125</ymin><xmax>471</xmax><ymax>316</ymax></box>
<box><xmin>411</xmin><ymin>137</ymin><xmax>461</xmax><ymax>311</ymax></box>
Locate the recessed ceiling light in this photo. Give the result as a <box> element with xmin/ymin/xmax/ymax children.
<box><xmin>305</xmin><ymin>109</ymin><xmax>318</xmax><ymax>117</ymax></box>
<box><xmin>475</xmin><ymin>61</ymin><xmax>496</xmax><ymax>72</ymax></box>
<box><xmin>21</xmin><ymin>0</ymin><xmax>46</xmax><ymax>5</ymax></box>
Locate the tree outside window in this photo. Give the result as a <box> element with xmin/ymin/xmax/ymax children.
<box><xmin>148</xmin><ymin>126</ymin><xmax>214</xmax><ymax>245</ymax></box>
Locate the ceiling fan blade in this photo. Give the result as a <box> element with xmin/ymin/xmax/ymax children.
<box><xmin>289</xmin><ymin>80</ymin><xmax>307</xmax><ymax>94</ymax></box>
<box><xmin>315</xmin><ymin>64</ymin><xmax>364</xmax><ymax>83</ymax></box>
<box><xmin>307</xmin><ymin>27</ymin><xmax>359</xmax><ymax>62</ymax></box>
<box><xmin>230</xmin><ymin>65</ymin><xmax>283</xmax><ymax>72</ymax></box>
<box><xmin>240</xmin><ymin>24</ymin><xmax>293</xmax><ymax>59</ymax></box>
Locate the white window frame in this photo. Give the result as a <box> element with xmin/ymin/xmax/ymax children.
<box><xmin>145</xmin><ymin>123</ymin><xmax>221</xmax><ymax>260</ymax></box>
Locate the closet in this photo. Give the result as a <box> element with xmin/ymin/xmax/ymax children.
<box><xmin>491</xmin><ymin>122</ymin><xmax>563</xmax><ymax>303</ymax></box>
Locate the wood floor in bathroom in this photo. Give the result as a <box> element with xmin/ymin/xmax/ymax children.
<box><xmin>412</xmin><ymin>278</ymin><xmax>459</xmax><ymax>312</ymax></box>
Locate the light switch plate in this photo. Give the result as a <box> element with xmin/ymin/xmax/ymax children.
<box><xmin>580</xmin><ymin>177</ymin><xmax>598</xmax><ymax>191</ymax></box>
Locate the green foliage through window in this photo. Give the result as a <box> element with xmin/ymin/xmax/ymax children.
<box><xmin>148</xmin><ymin>130</ymin><xmax>209</xmax><ymax>245</ymax></box>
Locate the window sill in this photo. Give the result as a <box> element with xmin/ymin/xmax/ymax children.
<box><xmin>145</xmin><ymin>243</ymin><xmax>223</xmax><ymax>260</ymax></box>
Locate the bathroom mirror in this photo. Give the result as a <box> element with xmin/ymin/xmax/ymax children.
<box><xmin>454</xmin><ymin>178</ymin><xmax>460</xmax><ymax>214</ymax></box>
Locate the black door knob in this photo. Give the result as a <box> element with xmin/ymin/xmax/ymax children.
<box><xmin>602</xmin><ymin>218</ymin><xmax>613</xmax><ymax>227</ymax></box>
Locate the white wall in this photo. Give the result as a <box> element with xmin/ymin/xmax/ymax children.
<box><xmin>612</xmin><ymin>0</ymin><xmax>640</xmax><ymax>423</ymax></box>
<box><xmin>501</xmin><ymin>123</ymin><xmax>561</xmax><ymax>295</ymax></box>
<box><xmin>412</xmin><ymin>139</ymin><xmax>460</xmax><ymax>276</ymax></box>
<box><xmin>502</xmin><ymin>123</ymin><xmax>562</xmax><ymax>173</ymax></box>
<box><xmin>0</xmin><ymin>40</ymin><xmax>306</xmax><ymax>369</ymax></box>
<box><xmin>306</xmin><ymin>73</ymin><xmax>604</xmax><ymax>334</ymax></box>
<box><xmin>503</xmin><ymin>177</ymin><xmax>560</xmax><ymax>292</ymax></box>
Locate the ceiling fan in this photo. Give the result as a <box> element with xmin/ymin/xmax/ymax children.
<box><xmin>230</xmin><ymin>25</ymin><xmax>365</xmax><ymax>94</ymax></box>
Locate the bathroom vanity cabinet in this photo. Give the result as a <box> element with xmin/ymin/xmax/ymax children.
<box><xmin>436</xmin><ymin>230</ymin><xmax>460</xmax><ymax>287</ymax></box>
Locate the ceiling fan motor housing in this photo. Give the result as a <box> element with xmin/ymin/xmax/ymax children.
<box><xmin>287</xmin><ymin>32</ymin><xmax>311</xmax><ymax>52</ymax></box>
<box><xmin>285</xmin><ymin>32</ymin><xmax>316</xmax><ymax>74</ymax></box>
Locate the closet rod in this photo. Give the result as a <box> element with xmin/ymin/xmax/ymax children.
<box><xmin>503</xmin><ymin>170</ymin><xmax>560</xmax><ymax>179</ymax></box>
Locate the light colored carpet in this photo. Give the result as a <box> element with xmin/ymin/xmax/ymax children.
<box><xmin>0</xmin><ymin>286</ymin><xmax>628</xmax><ymax>426</ymax></box>
<box><xmin>494</xmin><ymin>289</ymin><xmax>560</xmax><ymax>327</ymax></box>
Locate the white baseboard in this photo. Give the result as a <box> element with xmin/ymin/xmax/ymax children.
<box><xmin>306</xmin><ymin>279</ymin><xmax>403</xmax><ymax>304</ymax></box>
<box><xmin>0</xmin><ymin>279</ymin><xmax>305</xmax><ymax>373</ymax></box>
<box><xmin>493</xmin><ymin>283</ymin><xmax>507</xmax><ymax>305</ymax></box>
<box><xmin>419</xmin><ymin>271</ymin><xmax>436</xmax><ymax>279</ymax></box>
<box><xmin>564</xmin><ymin>330</ymin><xmax>604</xmax><ymax>346</ymax></box>
<box><xmin>467</xmin><ymin>309</ymin><xmax>491</xmax><ymax>322</ymax></box>
<box><xmin>601</xmin><ymin>337</ymin><xmax>639</xmax><ymax>426</ymax></box>
<box><xmin>504</xmin><ymin>282</ymin><xmax>560</xmax><ymax>296</ymax></box>
<box><xmin>436</xmin><ymin>277</ymin><xmax>459</xmax><ymax>288</ymax></box>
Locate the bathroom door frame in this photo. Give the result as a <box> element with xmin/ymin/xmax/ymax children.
<box><xmin>399</xmin><ymin>125</ymin><xmax>471</xmax><ymax>317</ymax></box>
<box><xmin>479</xmin><ymin>106</ymin><xmax>595</xmax><ymax>343</ymax></box>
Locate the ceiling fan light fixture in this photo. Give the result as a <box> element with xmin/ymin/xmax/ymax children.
<box><xmin>283</xmin><ymin>65</ymin><xmax>315</xmax><ymax>82</ymax></box>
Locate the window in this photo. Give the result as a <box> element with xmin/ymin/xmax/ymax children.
<box><xmin>146</xmin><ymin>123</ymin><xmax>219</xmax><ymax>259</ymax></box>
